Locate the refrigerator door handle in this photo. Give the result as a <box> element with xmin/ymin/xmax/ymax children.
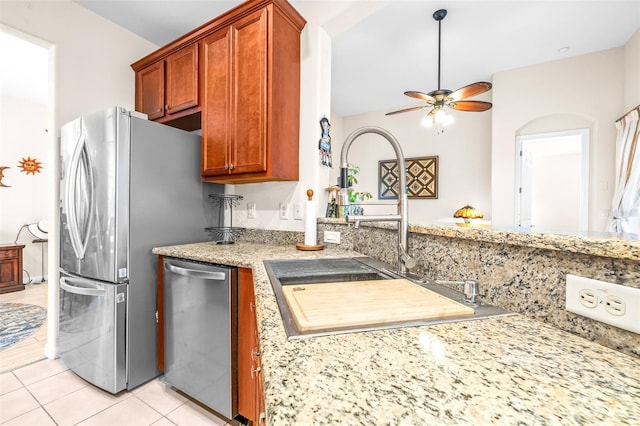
<box><xmin>164</xmin><ymin>263</ymin><xmax>227</xmax><ymax>281</ymax></box>
<box><xmin>60</xmin><ymin>276</ymin><xmax>106</xmax><ymax>297</ymax></box>
<box><xmin>65</xmin><ymin>117</ymin><xmax>96</xmax><ymax>260</ymax></box>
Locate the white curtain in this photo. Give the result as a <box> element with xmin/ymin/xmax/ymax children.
<box><xmin>608</xmin><ymin>106</ymin><xmax>640</xmax><ymax>234</ymax></box>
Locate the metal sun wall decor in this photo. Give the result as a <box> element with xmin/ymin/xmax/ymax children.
<box><xmin>379</xmin><ymin>156</ymin><xmax>438</xmax><ymax>199</ymax></box>
<box><xmin>18</xmin><ymin>156</ymin><xmax>42</xmax><ymax>175</ymax></box>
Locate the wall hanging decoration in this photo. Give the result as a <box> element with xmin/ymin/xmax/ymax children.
<box><xmin>18</xmin><ymin>156</ymin><xmax>42</xmax><ymax>175</ymax></box>
<box><xmin>379</xmin><ymin>156</ymin><xmax>438</xmax><ymax>199</ymax></box>
<box><xmin>0</xmin><ymin>166</ymin><xmax>10</xmax><ymax>187</ymax></box>
<box><xmin>318</xmin><ymin>116</ymin><xmax>332</xmax><ymax>167</ymax></box>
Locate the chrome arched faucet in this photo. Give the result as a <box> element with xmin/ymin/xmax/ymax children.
<box><xmin>337</xmin><ymin>126</ymin><xmax>416</xmax><ymax>274</ymax></box>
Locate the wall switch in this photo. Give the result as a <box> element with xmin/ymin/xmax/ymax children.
<box><xmin>566</xmin><ymin>274</ymin><xmax>640</xmax><ymax>334</ymax></box>
<box><xmin>247</xmin><ymin>202</ymin><xmax>256</xmax><ymax>219</ymax></box>
<box><xmin>323</xmin><ymin>231</ymin><xmax>341</xmax><ymax>244</ymax></box>
<box><xmin>293</xmin><ymin>203</ymin><xmax>303</xmax><ymax>220</ymax></box>
<box><xmin>279</xmin><ymin>203</ymin><xmax>289</xmax><ymax>220</ymax></box>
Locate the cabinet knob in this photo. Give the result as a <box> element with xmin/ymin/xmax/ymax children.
<box><xmin>224</xmin><ymin>164</ymin><xmax>229</xmax><ymax>170</ymax></box>
<box><xmin>229</xmin><ymin>163</ymin><xmax>234</xmax><ymax>170</ymax></box>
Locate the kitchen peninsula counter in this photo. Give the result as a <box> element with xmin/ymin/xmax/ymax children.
<box><xmin>153</xmin><ymin>242</ymin><xmax>640</xmax><ymax>425</ymax></box>
<box><xmin>318</xmin><ymin>218</ymin><xmax>640</xmax><ymax>261</ymax></box>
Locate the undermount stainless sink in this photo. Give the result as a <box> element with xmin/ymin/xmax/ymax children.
<box><xmin>263</xmin><ymin>257</ymin><xmax>513</xmax><ymax>339</ymax></box>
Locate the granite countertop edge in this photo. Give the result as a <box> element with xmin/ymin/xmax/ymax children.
<box><xmin>153</xmin><ymin>242</ymin><xmax>640</xmax><ymax>425</ymax></box>
<box><xmin>318</xmin><ymin>218</ymin><xmax>640</xmax><ymax>261</ymax></box>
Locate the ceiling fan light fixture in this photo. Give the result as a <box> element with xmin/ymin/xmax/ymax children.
<box><xmin>435</xmin><ymin>108</ymin><xmax>454</xmax><ymax>126</ymax></box>
<box><xmin>422</xmin><ymin>107</ymin><xmax>453</xmax><ymax>130</ymax></box>
<box><xmin>422</xmin><ymin>113</ymin><xmax>434</xmax><ymax>128</ymax></box>
<box><xmin>386</xmin><ymin>8</ymin><xmax>492</xmax><ymax>129</ymax></box>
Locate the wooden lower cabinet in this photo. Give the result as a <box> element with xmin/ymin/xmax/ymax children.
<box><xmin>238</xmin><ymin>267</ymin><xmax>266</xmax><ymax>424</ymax></box>
<box><xmin>0</xmin><ymin>244</ymin><xmax>25</xmax><ymax>294</ymax></box>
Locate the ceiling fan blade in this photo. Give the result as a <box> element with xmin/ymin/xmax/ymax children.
<box><xmin>404</xmin><ymin>91</ymin><xmax>436</xmax><ymax>104</ymax></box>
<box><xmin>448</xmin><ymin>82</ymin><xmax>492</xmax><ymax>101</ymax></box>
<box><xmin>449</xmin><ymin>101</ymin><xmax>493</xmax><ymax>112</ymax></box>
<box><xmin>385</xmin><ymin>105</ymin><xmax>430</xmax><ymax>116</ymax></box>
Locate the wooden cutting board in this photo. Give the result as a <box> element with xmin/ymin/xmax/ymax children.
<box><xmin>282</xmin><ymin>278</ymin><xmax>474</xmax><ymax>332</ymax></box>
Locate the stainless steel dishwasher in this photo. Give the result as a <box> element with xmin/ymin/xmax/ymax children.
<box><xmin>162</xmin><ymin>257</ymin><xmax>238</xmax><ymax>419</ymax></box>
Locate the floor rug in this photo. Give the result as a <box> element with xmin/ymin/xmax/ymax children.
<box><xmin>0</xmin><ymin>302</ymin><xmax>47</xmax><ymax>350</ymax></box>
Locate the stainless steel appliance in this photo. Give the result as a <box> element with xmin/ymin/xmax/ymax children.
<box><xmin>162</xmin><ymin>258</ymin><xmax>238</xmax><ymax>419</ymax></box>
<box><xmin>59</xmin><ymin>107</ymin><xmax>220</xmax><ymax>393</ymax></box>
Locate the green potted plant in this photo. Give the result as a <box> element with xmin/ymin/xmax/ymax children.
<box><xmin>346</xmin><ymin>165</ymin><xmax>372</xmax><ymax>215</ymax></box>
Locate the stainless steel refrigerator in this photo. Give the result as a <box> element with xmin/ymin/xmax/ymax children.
<box><xmin>58</xmin><ymin>106</ymin><xmax>220</xmax><ymax>393</ymax></box>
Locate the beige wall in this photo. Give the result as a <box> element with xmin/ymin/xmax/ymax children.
<box><xmin>491</xmin><ymin>47</ymin><xmax>625</xmax><ymax>231</ymax></box>
<box><xmin>623</xmin><ymin>29</ymin><xmax>640</xmax><ymax>112</ymax></box>
<box><xmin>1</xmin><ymin>1</ymin><xmax>157</xmax><ymax>126</ymax></box>
<box><xmin>0</xmin><ymin>0</ymin><xmax>157</xmax><ymax>357</ymax></box>
<box><xmin>0</xmin><ymin>96</ymin><xmax>48</xmax><ymax>281</ymax></box>
<box><xmin>332</xmin><ymin>106</ymin><xmax>492</xmax><ymax>225</ymax></box>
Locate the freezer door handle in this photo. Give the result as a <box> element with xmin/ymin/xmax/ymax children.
<box><xmin>65</xmin><ymin>117</ymin><xmax>96</xmax><ymax>260</ymax></box>
<box><xmin>60</xmin><ymin>276</ymin><xmax>106</xmax><ymax>297</ymax></box>
<box><xmin>165</xmin><ymin>263</ymin><xmax>227</xmax><ymax>281</ymax></box>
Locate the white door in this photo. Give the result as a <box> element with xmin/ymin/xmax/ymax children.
<box><xmin>515</xmin><ymin>129</ymin><xmax>589</xmax><ymax>232</ymax></box>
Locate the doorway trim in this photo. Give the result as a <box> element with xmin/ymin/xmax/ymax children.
<box><xmin>514</xmin><ymin>128</ymin><xmax>590</xmax><ymax>231</ymax></box>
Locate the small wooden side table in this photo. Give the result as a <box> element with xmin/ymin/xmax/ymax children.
<box><xmin>0</xmin><ymin>244</ymin><xmax>25</xmax><ymax>293</ymax></box>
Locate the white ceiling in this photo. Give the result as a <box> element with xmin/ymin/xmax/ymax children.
<box><xmin>5</xmin><ymin>1</ymin><xmax>640</xmax><ymax>116</ymax></box>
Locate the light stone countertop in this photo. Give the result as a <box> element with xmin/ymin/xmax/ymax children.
<box><xmin>153</xmin><ymin>242</ymin><xmax>640</xmax><ymax>425</ymax></box>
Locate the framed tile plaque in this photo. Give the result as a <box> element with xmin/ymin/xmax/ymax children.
<box><xmin>378</xmin><ymin>156</ymin><xmax>438</xmax><ymax>199</ymax></box>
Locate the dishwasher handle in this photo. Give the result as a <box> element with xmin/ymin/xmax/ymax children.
<box><xmin>165</xmin><ymin>262</ymin><xmax>228</xmax><ymax>281</ymax></box>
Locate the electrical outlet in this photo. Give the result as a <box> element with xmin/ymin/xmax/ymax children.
<box><xmin>293</xmin><ymin>203</ymin><xmax>303</xmax><ymax>220</ymax></box>
<box><xmin>323</xmin><ymin>231</ymin><xmax>341</xmax><ymax>244</ymax></box>
<box><xmin>566</xmin><ymin>274</ymin><xmax>640</xmax><ymax>334</ymax></box>
<box><xmin>279</xmin><ymin>203</ymin><xmax>289</xmax><ymax>220</ymax></box>
<box><xmin>247</xmin><ymin>202</ymin><xmax>256</xmax><ymax>219</ymax></box>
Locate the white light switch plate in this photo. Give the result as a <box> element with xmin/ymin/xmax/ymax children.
<box><xmin>566</xmin><ymin>274</ymin><xmax>640</xmax><ymax>334</ymax></box>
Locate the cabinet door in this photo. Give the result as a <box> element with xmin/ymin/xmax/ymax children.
<box><xmin>202</xmin><ymin>29</ymin><xmax>232</xmax><ymax>177</ymax></box>
<box><xmin>136</xmin><ymin>61</ymin><xmax>165</xmax><ymax>120</ymax></box>
<box><xmin>166</xmin><ymin>44</ymin><xmax>199</xmax><ymax>115</ymax></box>
<box><xmin>237</xmin><ymin>268</ymin><xmax>259</xmax><ymax>422</ymax></box>
<box><xmin>230</xmin><ymin>8</ymin><xmax>268</xmax><ymax>175</ymax></box>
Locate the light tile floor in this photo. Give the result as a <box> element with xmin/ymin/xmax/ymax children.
<box><xmin>0</xmin><ymin>358</ymin><xmax>233</xmax><ymax>425</ymax></box>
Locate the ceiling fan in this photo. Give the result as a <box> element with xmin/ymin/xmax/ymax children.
<box><xmin>386</xmin><ymin>9</ymin><xmax>492</xmax><ymax>128</ymax></box>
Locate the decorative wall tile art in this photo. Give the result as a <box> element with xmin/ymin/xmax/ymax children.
<box><xmin>378</xmin><ymin>156</ymin><xmax>438</xmax><ymax>199</ymax></box>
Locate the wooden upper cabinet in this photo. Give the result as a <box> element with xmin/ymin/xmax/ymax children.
<box><xmin>134</xmin><ymin>44</ymin><xmax>200</xmax><ymax>129</ymax></box>
<box><xmin>165</xmin><ymin>43</ymin><xmax>199</xmax><ymax>115</ymax></box>
<box><xmin>202</xmin><ymin>28</ymin><xmax>232</xmax><ymax>177</ymax></box>
<box><xmin>135</xmin><ymin>61</ymin><xmax>165</xmax><ymax>121</ymax></box>
<box><xmin>202</xmin><ymin>9</ymin><xmax>268</xmax><ymax>179</ymax></box>
<box><xmin>201</xmin><ymin>2</ymin><xmax>304</xmax><ymax>183</ymax></box>
<box><xmin>131</xmin><ymin>0</ymin><xmax>305</xmax><ymax>181</ymax></box>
